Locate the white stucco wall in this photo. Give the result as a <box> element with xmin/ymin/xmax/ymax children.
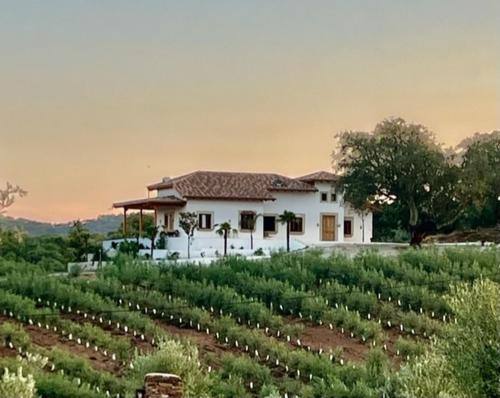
<box><xmin>185</xmin><ymin>199</ymin><xmax>265</xmax><ymax>240</ymax></box>
<box><xmin>262</xmin><ymin>182</ymin><xmax>345</xmax><ymax>244</ymax></box>
<box><xmin>344</xmin><ymin>207</ymin><xmax>373</xmax><ymax>243</ymax></box>
<box><xmin>153</xmin><ymin>181</ymin><xmax>372</xmax><ymax>248</ymax></box>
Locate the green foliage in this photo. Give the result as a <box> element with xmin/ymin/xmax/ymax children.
<box><xmin>36</xmin><ymin>347</ymin><xmax>132</xmax><ymax>395</ymax></box>
<box><xmin>98</xmin><ymin>258</ymin><xmax>384</xmax><ymax>395</ymax></box>
<box><xmin>0</xmin><ymin>248</ymin><xmax>497</xmax><ymax>398</ymax></box>
<box><xmin>253</xmin><ymin>247</ymin><xmax>265</xmax><ymax>256</ymax></box>
<box><xmin>443</xmin><ymin>279</ymin><xmax>500</xmax><ymax>397</ymax></box>
<box><xmin>0</xmin><ymin>353</ymin><xmax>108</xmax><ymax>398</ymax></box>
<box><xmin>0</xmin><ymin>367</ymin><xmax>36</xmax><ymax>398</ymax></box>
<box><xmin>278</xmin><ymin>210</ymin><xmax>296</xmax><ymax>252</ymax></box>
<box><xmin>0</xmin><ymin>322</ymin><xmax>31</xmax><ymax>351</ymax></box>
<box><xmin>393</xmin><ymin>337</ymin><xmax>425</xmax><ymax>358</ymax></box>
<box><xmin>216</xmin><ymin>221</ymin><xmax>231</xmax><ymax>256</ymax></box>
<box><xmin>68</xmin><ymin>263</ymin><xmax>82</xmax><ymax>277</ymax></box>
<box><xmin>210</xmin><ymin>375</ymin><xmax>251</xmax><ymax>398</ymax></box>
<box><xmin>214</xmin><ymin>354</ymin><xmax>273</xmax><ymax>392</ymax></box>
<box><xmin>393</xmin><ymin>278</ymin><xmax>500</xmax><ymax>398</ymax></box>
<box><xmin>393</xmin><ymin>349</ymin><xmax>465</xmax><ymax>398</ymax></box>
<box><xmin>35</xmin><ymin>372</ymin><xmax>107</xmax><ymax>398</ymax></box>
<box><xmin>111</xmin><ymin>212</ymin><xmax>155</xmax><ymax>239</ymax></box>
<box><xmin>458</xmin><ymin>131</ymin><xmax>500</xmax><ymax>227</ymax></box>
<box><xmin>259</xmin><ymin>384</ymin><xmax>281</xmax><ymax>398</ymax></box>
<box><xmin>364</xmin><ymin>348</ymin><xmax>389</xmax><ymax>389</ymax></box>
<box><xmin>179</xmin><ymin>212</ymin><xmax>198</xmax><ymax>259</ymax></box>
<box><xmin>0</xmin><ymin>231</ymin><xmax>75</xmax><ymax>272</ymax></box>
<box><xmin>333</xmin><ymin>118</ymin><xmax>463</xmax><ymax>230</ymax></box>
<box><xmin>335</xmin><ymin>120</ymin><xmax>500</xmax><ymax>240</ymax></box>
<box><xmin>68</xmin><ymin>221</ymin><xmax>101</xmax><ymax>262</ymax></box>
<box><xmin>130</xmin><ymin>339</ymin><xmax>212</xmax><ymax>398</ymax></box>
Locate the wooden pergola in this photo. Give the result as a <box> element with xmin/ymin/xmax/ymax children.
<box><xmin>112</xmin><ymin>197</ymin><xmax>186</xmax><ymax>237</ymax></box>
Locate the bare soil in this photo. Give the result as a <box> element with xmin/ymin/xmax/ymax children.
<box><xmin>157</xmin><ymin>322</ymin><xmax>232</xmax><ymax>357</ymax></box>
<box><xmin>0</xmin><ymin>316</ymin><xmax>121</xmax><ymax>374</ymax></box>
<box><xmin>0</xmin><ymin>345</ymin><xmax>17</xmax><ymax>358</ymax></box>
<box><xmin>295</xmin><ymin>322</ymin><xmax>370</xmax><ymax>362</ymax></box>
<box><xmin>62</xmin><ymin>313</ymin><xmax>154</xmax><ymax>354</ymax></box>
<box><xmin>287</xmin><ymin>318</ymin><xmax>407</xmax><ymax>367</ymax></box>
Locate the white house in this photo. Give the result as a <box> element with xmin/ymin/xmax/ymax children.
<box><xmin>112</xmin><ymin>170</ymin><xmax>373</xmax><ymax>258</ymax></box>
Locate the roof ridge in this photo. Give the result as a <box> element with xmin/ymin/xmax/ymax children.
<box><xmin>188</xmin><ymin>170</ymin><xmax>288</xmax><ymax>176</ymax></box>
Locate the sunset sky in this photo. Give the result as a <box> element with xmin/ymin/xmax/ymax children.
<box><xmin>1</xmin><ymin>1</ymin><xmax>499</xmax><ymax>222</ymax></box>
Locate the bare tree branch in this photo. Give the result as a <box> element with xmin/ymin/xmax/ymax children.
<box><xmin>0</xmin><ymin>182</ymin><xmax>27</xmax><ymax>213</ymax></box>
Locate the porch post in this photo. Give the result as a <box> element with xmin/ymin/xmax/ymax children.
<box><xmin>139</xmin><ymin>208</ymin><xmax>143</xmax><ymax>237</ymax></box>
<box><xmin>154</xmin><ymin>209</ymin><xmax>157</xmax><ymax>227</ymax></box>
<box><xmin>123</xmin><ymin>208</ymin><xmax>128</xmax><ymax>237</ymax></box>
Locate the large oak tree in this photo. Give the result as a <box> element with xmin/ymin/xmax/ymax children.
<box><xmin>332</xmin><ymin>118</ymin><xmax>473</xmax><ymax>243</ymax></box>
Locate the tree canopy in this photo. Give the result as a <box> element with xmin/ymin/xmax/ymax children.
<box><xmin>333</xmin><ymin>118</ymin><xmax>499</xmax><ymax>242</ymax></box>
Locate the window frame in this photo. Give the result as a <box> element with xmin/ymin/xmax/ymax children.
<box><xmin>263</xmin><ymin>214</ymin><xmax>278</xmax><ymax>235</ymax></box>
<box><xmin>163</xmin><ymin>212</ymin><xmax>175</xmax><ymax>232</ymax></box>
<box><xmin>197</xmin><ymin>211</ymin><xmax>214</xmax><ymax>231</ymax></box>
<box><xmin>344</xmin><ymin>217</ymin><xmax>353</xmax><ymax>238</ymax></box>
<box><xmin>330</xmin><ymin>192</ymin><xmax>337</xmax><ymax>202</ymax></box>
<box><xmin>320</xmin><ymin>192</ymin><xmax>328</xmax><ymax>202</ymax></box>
<box><xmin>239</xmin><ymin>211</ymin><xmax>257</xmax><ymax>232</ymax></box>
<box><xmin>289</xmin><ymin>214</ymin><xmax>305</xmax><ymax>235</ymax></box>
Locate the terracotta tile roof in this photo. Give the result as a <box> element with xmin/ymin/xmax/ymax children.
<box><xmin>298</xmin><ymin>171</ymin><xmax>339</xmax><ymax>183</ymax></box>
<box><xmin>147</xmin><ymin>171</ymin><xmax>316</xmax><ymax>201</ymax></box>
<box><xmin>113</xmin><ymin>196</ymin><xmax>186</xmax><ymax>209</ymax></box>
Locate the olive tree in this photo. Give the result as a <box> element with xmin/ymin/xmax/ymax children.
<box><xmin>0</xmin><ymin>368</ymin><xmax>36</xmax><ymax>398</ymax></box>
<box><xmin>179</xmin><ymin>212</ymin><xmax>198</xmax><ymax>259</ymax></box>
<box><xmin>394</xmin><ymin>278</ymin><xmax>500</xmax><ymax>398</ymax></box>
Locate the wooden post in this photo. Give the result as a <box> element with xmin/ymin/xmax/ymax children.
<box><xmin>139</xmin><ymin>209</ymin><xmax>143</xmax><ymax>238</ymax></box>
<box><xmin>123</xmin><ymin>208</ymin><xmax>128</xmax><ymax>237</ymax></box>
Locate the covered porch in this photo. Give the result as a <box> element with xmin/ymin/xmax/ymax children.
<box><xmin>112</xmin><ymin>196</ymin><xmax>186</xmax><ymax>237</ymax></box>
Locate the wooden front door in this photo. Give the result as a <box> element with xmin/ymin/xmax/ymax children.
<box><xmin>321</xmin><ymin>215</ymin><xmax>336</xmax><ymax>241</ymax></box>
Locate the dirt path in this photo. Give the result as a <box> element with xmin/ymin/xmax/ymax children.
<box><xmin>297</xmin><ymin>323</ymin><xmax>370</xmax><ymax>362</ymax></box>
<box><xmin>288</xmin><ymin>318</ymin><xmax>408</xmax><ymax>367</ymax></box>
<box><xmin>0</xmin><ymin>316</ymin><xmax>121</xmax><ymax>374</ymax></box>
<box><xmin>156</xmin><ymin>321</ymin><xmax>233</xmax><ymax>358</ymax></box>
<box><xmin>62</xmin><ymin>313</ymin><xmax>154</xmax><ymax>354</ymax></box>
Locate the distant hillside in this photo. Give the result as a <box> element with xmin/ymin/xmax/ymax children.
<box><xmin>0</xmin><ymin>214</ymin><xmax>122</xmax><ymax>236</ymax></box>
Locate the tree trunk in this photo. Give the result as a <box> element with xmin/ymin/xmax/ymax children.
<box><xmin>408</xmin><ymin>197</ymin><xmax>418</xmax><ymax>227</ymax></box>
<box><xmin>286</xmin><ymin>222</ymin><xmax>290</xmax><ymax>252</ymax></box>
<box><xmin>187</xmin><ymin>236</ymin><xmax>190</xmax><ymax>259</ymax></box>
<box><xmin>250</xmin><ymin>232</ymin><xmax>253</xmax><ymax>250</ymax></box>
<box><xmin>224</xmin><ymin>230</ymin><xmax>228</xmax><ymax>256</ymax></box>
<box><xmin>408</xmin><ymin>198</ymin><xmax>422</xmax><ymax>246</ymax></box>
<box><xmin>150</xmin><ymin>239</ymin><xmax>154</xmax><ymax>259</ymax></box>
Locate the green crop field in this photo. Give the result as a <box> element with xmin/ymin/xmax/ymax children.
<box><xmin>0</xmin><ymin>247</ymin><xmax>498</xmax><ymax>398</ymax></box>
